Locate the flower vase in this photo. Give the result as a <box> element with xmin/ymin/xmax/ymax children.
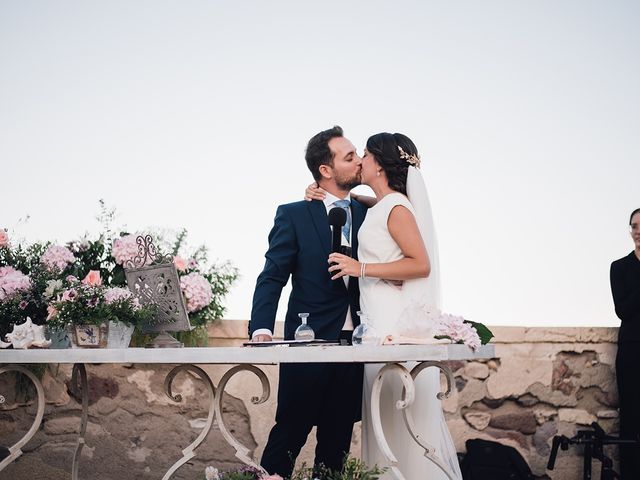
<box><xmin>107</xmin><ymin>321</ymin><xmax>135</xmax><ymax>348</ymax></box>
<box><xmin>46</xmin><ymin>326</ymin><xmax>71</xmax><ymax>349</ymax></box>
<box><xmin>69</xmin><ymin>323</ymin><xmax>108</xmax><ymax>348</ymax></box>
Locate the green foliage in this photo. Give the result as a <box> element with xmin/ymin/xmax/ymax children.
<box><xmin>290</xmin><ymin>458</ymin><xmax>386</xmax><ymax>480</ymax></box>
<box><xmin>464</xmin><ymin>320</ymin><xmax>494</xmax><ymax>345</ymax></box>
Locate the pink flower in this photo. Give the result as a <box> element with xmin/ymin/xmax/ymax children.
<box><xmin>104</xmin><ymin>287</ymin><xmax>133</xmax><ymax>304</ymax></box>
<box><xmin>173</xmin><ymin>255</ymin><xmax>187</xmax><ymax>272</ymax></box>
<box><xmin>41</xmin><ymin>245</ymin><xmax>75</xmax><ymax>272</ymax></box>
<box><xmin>66</xmin><ymin>275</ymin><xmax>78</xmax><ymax>283</ymax></box>
<box><xmin>18</xmin><ymin>300</ymin><xmax>28</xmax><ymax>310</ymax></box>
<box><xmin>260</xmin><ymin>475</ymin><xmax>283</xmax><ymax>480</ymax></box>
<box><xmin>435</xmin><ymin>314</ymin><xmax>481</xmax><ymax>351</ymax></box>
<box><xmin>187</xmin><ymin>258</ymin><xmax>198</xmax><ymax>269</ymax></box>
<box><xmin>112</xmin><ymin>235</ymin><xmax>140</xmax><ymax>265</ymax></box>
<box><xmin>61</xmin><ymin>288</ymin><xmax>78</xmax><ymax>303</ymax></box>
<box><xmin>46</xmin><ymin>305</ymin><xmax>58</xmax><ymax>321</ymax></box>
<box><xmin>82</xmin><ymin>270</ymin><xmax>102</xmax><ymax>286</ymax></box>
<box><xmin>179</xmin><ymin>272</ymin><xmax>213</xmax><ymax>313</ymax></box>
<box><xmin>0</xmin><ymin>266</ymin><xmax>31</xmax><ymax>301</ymax></box>
<box><xmin>0</xmin><ymin>229</ymin><xmax>9</xmax><ymax>248</ymax></box>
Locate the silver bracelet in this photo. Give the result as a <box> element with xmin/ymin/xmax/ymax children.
<box><xmin>360</xmin><ymin>262</ymin><xmax>366</xmax><ymax>279</ymax></box>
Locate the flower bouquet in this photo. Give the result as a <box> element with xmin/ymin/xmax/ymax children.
<box><xmin>46</xmin><ymin>271</ymin><xmax>154</xmax><ymax>348</ymax></box>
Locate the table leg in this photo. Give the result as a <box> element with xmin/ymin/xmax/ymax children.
<box><xmin>70</xmin><ymin>363</ymin><xmax>89</xmax><ymax>480</ymax></box>
<box><xmin>370</xmin><ymin>361</ymin><xmax>457</xmax><ymax>480</ymax></box>
<box><xmin>214</xmin><ymin>364</ymin><xmax>270</xmax><ymax>474</ymax></box>
<box><xmin>161</xmin><ymin>364</ymin><xmax>216</xmax><ymax>480</ymax></box>
<box><xmin>0</xmin><ymin>365</ymin><xmax>46</xmax><ymax>471</ymax></box>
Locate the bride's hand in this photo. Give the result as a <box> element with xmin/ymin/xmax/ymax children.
<box><xmin>328</xmin><ymin>253</ymin><xmax>361</xmax><ymax>279</ymax></box>
<box><xmin>304</xmin><ymin>182</ymin><xmax>327</xmax><ymax>201</ymax></box>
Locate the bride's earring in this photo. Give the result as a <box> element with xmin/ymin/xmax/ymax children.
<box><xmin>376</xmin><ymin>170</ymin><xmax>381</xmax><ymax>177</ymax></box>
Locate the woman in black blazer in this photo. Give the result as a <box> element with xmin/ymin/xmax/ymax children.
<box><xmin>610</xmin><ymin>207</ymin><xmax>640</xmax><ymax>479</ymax></box>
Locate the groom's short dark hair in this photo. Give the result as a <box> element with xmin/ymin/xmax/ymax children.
<box><xmin>305</xmin><ymin>126</ymin><xmax>344</xmax><ymax>182</ymax></box>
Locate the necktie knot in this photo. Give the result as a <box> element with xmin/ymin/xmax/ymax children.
<box><xmin>333</xmin><ymin>200</ymin><xmax>351</xmax><ymax>243</ymax></box>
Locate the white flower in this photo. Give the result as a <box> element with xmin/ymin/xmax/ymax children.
<box><xmin>44</xmin><ymin>279</ymin><xmax>64</xmax><ymax>299</ymax></box>
<box><xmin>205</xmin><ymin>466</ymin><xmax>220</xmax><ymax>480</ymax></box>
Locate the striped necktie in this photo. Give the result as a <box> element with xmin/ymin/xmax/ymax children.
<box><xmin>333</xmin><ymin>199</ymin><xmax>351</xmax><ymax>243</ymax></box>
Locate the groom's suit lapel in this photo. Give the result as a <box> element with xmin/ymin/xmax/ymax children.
<box><xmin>308</xmin><ymin>200</ymin><xmax>331</xmax><ymax>257</ymax></box>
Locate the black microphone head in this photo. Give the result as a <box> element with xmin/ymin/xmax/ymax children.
<box><xmin>328</xmin><ymin>207</ymin><xmax>346</xmax><ymax>227</ymax></box>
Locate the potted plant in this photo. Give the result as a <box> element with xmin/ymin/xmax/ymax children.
<box><xmin>46</xmin><ymin>272</ymin><xmax>154</xmax><ymax>348</ymax></box>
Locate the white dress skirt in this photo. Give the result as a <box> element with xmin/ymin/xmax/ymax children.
<box><xmin>358</xmin><ymin>192</ymin><xmax>462</xmax><ymax>480</ymax></box>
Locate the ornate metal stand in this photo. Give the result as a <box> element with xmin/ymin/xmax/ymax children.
<box><xmin>161</xmin><ymin>365</ymin><xmax>216</xmax><ymax>480</ymax></box>
<box><xmin>370</xmin><ymin>361</ymin><xmax>456</xmax><ymax>480</ymax></box>
<box><xmin>0</xmin><ymin>365</ymin><xmax>46</xmax><ymax>471</ymax></box>
<box><xmin>70</xmin><ymin>363</ymin><xmax>89</xmax><ymax>480</ymax></box>
<box><xmin>214</xmin><ymin>364</ymin><xmax>271</xmax><ymax>473</ymax></box>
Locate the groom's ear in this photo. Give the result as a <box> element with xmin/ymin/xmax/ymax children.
<box><xmin>318</xmin><ymin>164</ymin><xmax>332</xmax><ymax>180</ymax></box>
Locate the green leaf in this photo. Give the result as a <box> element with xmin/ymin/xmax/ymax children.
<box><xmin>464</xmin><ymin>320</ymin><xmax>494</xmax><ymax>345</ymax></box>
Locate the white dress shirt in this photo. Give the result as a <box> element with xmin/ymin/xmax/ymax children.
<box><xmin>252</xmin><ymin>194</ymin><xmax>354</xmax><ymax>339</ymax></box>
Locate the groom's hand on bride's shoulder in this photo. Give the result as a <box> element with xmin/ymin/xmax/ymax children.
<box><xmin>304</xmin><ymin>182</ymin><xmax>326</xmax><ymax>201</ymax></box>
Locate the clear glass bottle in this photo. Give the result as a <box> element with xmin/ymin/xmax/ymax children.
<box><xmin>352</xmin><ymin>311</ymin><xmax>380</xmax><ymax>346</ymax></box>
<box><xmin>294</xmin><ymin>312</ymin><xmax>315</xmax><ymax>341</ymax></box>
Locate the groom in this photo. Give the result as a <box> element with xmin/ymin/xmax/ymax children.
<box><xmin>250</xmin><ymin>126</ymin><xmax>366</xmax><ymax>477</ymax></box>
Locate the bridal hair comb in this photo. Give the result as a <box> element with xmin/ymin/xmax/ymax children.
<box><xmin>397</xmin><ymin>146</ymin><xmax>421</xmax><ymax>168</ymax></box>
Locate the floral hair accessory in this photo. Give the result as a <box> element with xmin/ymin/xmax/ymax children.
<box><xmin>397</xmin><ymin>145</ymin><xmax>421</xmax><ymax>169</ymax></box>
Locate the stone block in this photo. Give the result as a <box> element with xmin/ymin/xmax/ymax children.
<box><xmin>487</xmin><ymin>357</ymin><xmax>551</xmax><ymax>399</ymax></box>
<box><xmin>463</xmin><ymin>411</ymin><xmax>491</xmax><ymax>430</ymax></box>
<box><xmin>597</xmin><ymin>409</ymin><xmax>619</xmax><ymax>419</ymax></box>
<box><xmin>558</xmin><ymin>408</ymin><xmax>596</xmax><ymax>425</ymax></box>
<box><xmin>490</xmin><ymin>411</ymin><xmax>537</xmax><ymax>434</ymax></box>
<box><xmin>534</xmin><ymin>408</ymin><xmax>557</xmax><ymax>425</ymax></box>
<box><xmin>533</xmin><ymin>421</ymin><xmax>558</xmax><ymax>456</ymax></box>
<box><xmin>464</xmin><ymin>362</ymin><xmax>489</xmax><ymax>379</ymax></box>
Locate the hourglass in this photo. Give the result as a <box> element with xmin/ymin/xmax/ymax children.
<box><xmin>294</xmin><ymin>312</ymin><xmax>315</xmax><ymax>341</ymax></box>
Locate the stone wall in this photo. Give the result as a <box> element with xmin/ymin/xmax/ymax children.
<box><xmin>0</xmin><ymin>322</ymin><xmax>620</xmax><ymax>479</ymax></box>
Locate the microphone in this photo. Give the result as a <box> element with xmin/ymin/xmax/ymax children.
<box><xmin>328</xmin><ymin>207</ymin><xmax>347</xmax><ymax>253</ymax></box>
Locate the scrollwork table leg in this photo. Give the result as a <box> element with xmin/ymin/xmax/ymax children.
<box><xmin>0</xmin><ymin>365</ymin><xmax>46</xmax><ymax>471</ymax></box>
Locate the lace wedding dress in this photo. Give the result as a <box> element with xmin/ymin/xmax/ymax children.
<box><xmin>358</xmin><ymin>184</ymin><xmax>462</xmax><ymax>479</ymax></box>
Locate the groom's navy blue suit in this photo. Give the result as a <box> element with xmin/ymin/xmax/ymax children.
<box><xmin>250</xmin><ymin>198</ymin><xmax>366</xmax><ymax>477</ymax></box>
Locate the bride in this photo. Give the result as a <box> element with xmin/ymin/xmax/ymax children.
<box><xmin>325</xmin><ymin>132</ymin><xmax>462</xmax><ymax>479</ymax></box>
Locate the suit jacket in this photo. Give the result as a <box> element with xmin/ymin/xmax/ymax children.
<box><xmin>250</xmin><ymin>199</ymin><xmax>366</xmax><ymax>340</ymax></box>
<box><xmin>611</xmin><ymin>251</ymin><xmax>640</xmax><ymax>342</ymax></box>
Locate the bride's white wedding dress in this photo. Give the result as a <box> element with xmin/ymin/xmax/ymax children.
<box><xmin>358</xmin><ymin>186</ymin><xmax>462</xmax><ymax>479</ymax></box>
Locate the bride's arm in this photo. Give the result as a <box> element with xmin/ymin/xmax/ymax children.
<box><xmin>328</xmin><ymin>205</ymin><xmax>430</xmax><ymax>280</ymax></box>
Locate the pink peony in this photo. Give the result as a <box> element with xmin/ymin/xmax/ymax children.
<box><xmin>180</xmin><ymin>272</ymin><xmax>213</xmax><ymax>313</ymax></box>
<box><xmin>112</xmin><ymin>235</ymin><xmax>140</xmax><ymax>266</ymax></box>
<box><xmin>0</xmin><ymin>229</ymin><xmax>9</xmax><ymax>248</ymax></box>
<box><xmin>173</xmin><ymin>255</ymin><xmax>187</xmax><ymax>272</ymax></box>
<box><xmin>82</xmin><ymin>270</ymin><xmax>102</xmax><ymax>286</ymax></box>
<box><xmin>0</xmin><ymin>266</ymin><xmax>31</xmax><ymax>301</ymax></box>
<box><xmin>41</xmin><ymin>244</ymin><xmax>75</xmax><ymax>272</ymax></box>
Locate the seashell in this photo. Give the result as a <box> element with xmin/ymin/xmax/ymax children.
<box><xmin>2</xmin><ymin>317</ymin><xmax>52</xmax><ymax>349</ymax></box>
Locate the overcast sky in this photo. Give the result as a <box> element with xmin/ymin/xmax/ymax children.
<box><xmin>2</xmin><ymin>1</ymin><xmax>639</xmax><ymax>327</ymax></box>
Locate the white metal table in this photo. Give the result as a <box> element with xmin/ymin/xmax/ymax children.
<box><xmin>0</xmin><ymin>343</ymin><xmax>495</xmax><ymax>480</ymax></box>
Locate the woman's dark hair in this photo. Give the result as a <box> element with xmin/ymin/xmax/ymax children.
<box><xmin>630</xmin><ymin>208</ymin><xmax>640</xmax><ymax>225</ymax></box>
<box><xmin>366</xmin><ymin>132</ymin><xmax>419</xmax><ymax>195</ymax></box>
<box><xmin>305</xmin><ymin>125</ymin><xmax>344</xmax><ymax>182</ymax></box>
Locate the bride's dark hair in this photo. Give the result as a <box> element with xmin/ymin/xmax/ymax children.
<box><xmin>365</xmin><ymin>132</ymin><xmax>419</xmax><ymax>195</ymax></box>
